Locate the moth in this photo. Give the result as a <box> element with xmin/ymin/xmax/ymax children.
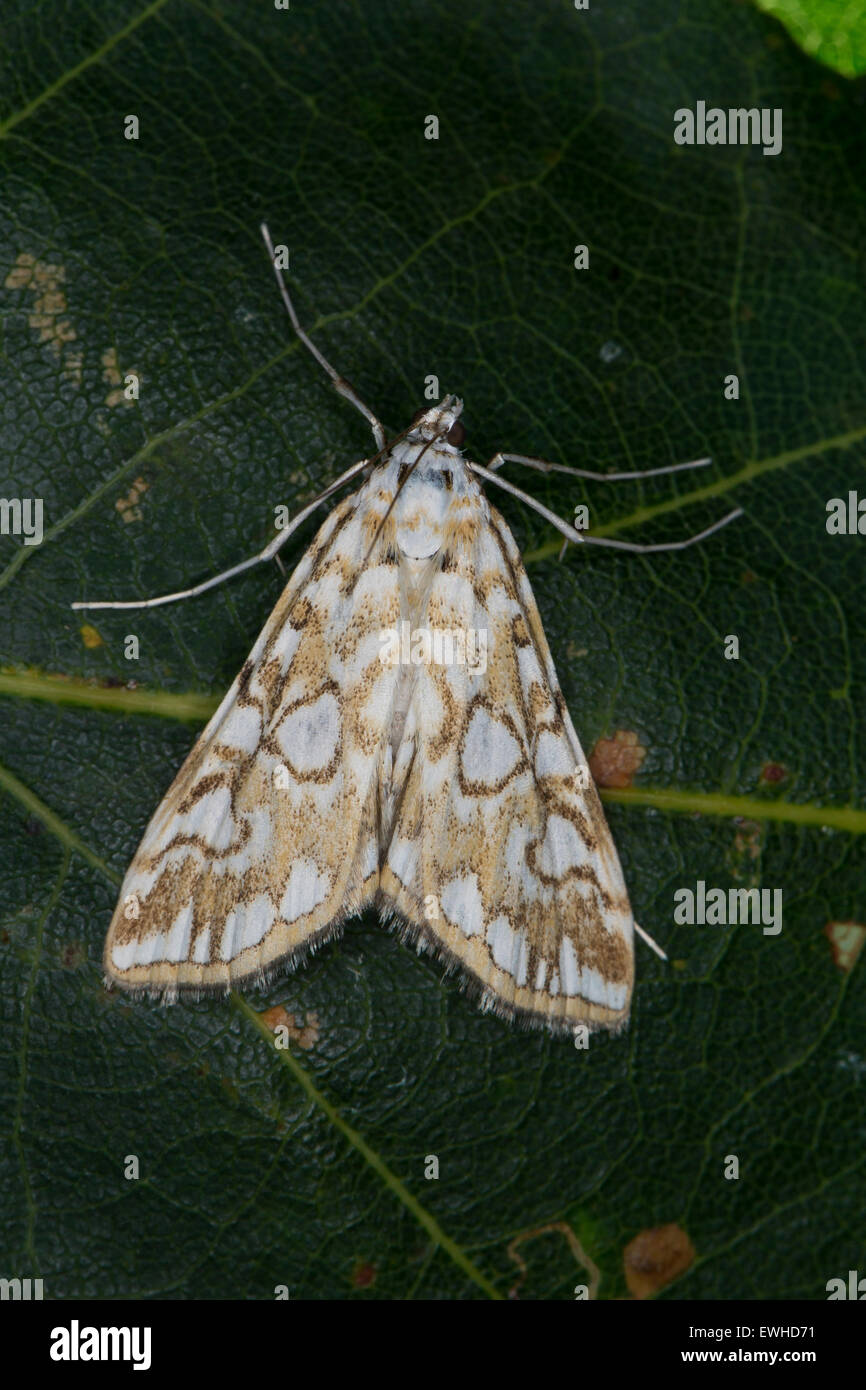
<box><xmin>73</xmin><ymin>226</ymin><xmax>740</xmax><ymax>1035</ymax></box>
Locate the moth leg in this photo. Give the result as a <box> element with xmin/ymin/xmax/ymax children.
<box><xmin>558</xmin><ymin>506</ymin><xmax>743</xmax><ymax>557</ymax></box>
<box><xmin>70</xmin><ymin>453</ymin><xmax>372</xmax><ymax>611</ymax></box>
<box><xmin>472</xmin><ymin>461</ymin><xmax>742</xmax><ymax>555</ymax></box>
<box><xmin>487</xmin><ymin>451</ymin><xmax>712</xmax><ymax>481</ymax></box>
<box><xmin>634</xmin><ymin>922</ymin><xmax>667</xmax><ymax>960</ymax></box>
<box><xmin>468</xmin><ymin>462</ymin><xmax>585</xmax><ymax>546</ymax></box>
<box><xmin>579</xmin><ymin>508</ymin><xmax>742</xmax><ymax>553</ymax></box>
<box><xmin>261</xmin><ymin>222</ymin><xmax>386</xmax><ymax>452</ymax></box>
<box><xmin>485</xmin><ymin>452</ymin><xmax>717</xmax><ymax>559</ymax></box>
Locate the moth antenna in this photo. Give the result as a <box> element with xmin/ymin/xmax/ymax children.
<box><xmin>261</xmin><ymin>222</ymin><xmax>386</xmax><ymax>450</ymax></box>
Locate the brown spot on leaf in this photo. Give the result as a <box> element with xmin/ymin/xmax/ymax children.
<box><xmin>760</xmin><ymin>762</ymin><xmax>786</xmax><ymax>785</ymax></box>
<box><xmin>623</xmin><ymin>1223</ymin><xmax>695</xmax><ymax>1299</ymax></box>
<box><xmin>589</xmin><ymin>730</ymin><xmax>647</xmax><ymax>789</ymax></box>
<box><xmin>60</xmin><ymin>942</ymin><xmax>87</xmax><ymax>970</ymax></box>
<box><xmin>79</xmin><ymin>624</ymin><xmax>103</xmax><ymax>650</ymax></box>
<box><xmin>259</xmin><ymin>1005</ymin><xmax>321</xmax><ymax>1051</ymax></box>
<box><xmin>351</xmin><ymin>1261</ymin><xmax>376</xmax><ymax>1289</ymax></box>
<box><xmin>825</xmin><ymin>921</ymin><xmax>866</xmax><ymax>974</ymax></box>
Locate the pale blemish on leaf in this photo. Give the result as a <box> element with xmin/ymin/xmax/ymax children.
<box><xmin>730</xmin><ymin>817</ymin><xmax>764</xmax><ymax>883</ymax></box>
<box><xmin>79</xmin><ymin>624</ymin><xmax>103</xmax><ymax>650</ymax></box>
<box><xmin>64</xmin><ymin>351</ymin><xmax>83</xmax><ymax>385</ymax></box>
<box><xmin>824</xmin><ymin>921</ymin><xmax>866</xmax><ymax>974</ymax></box>
<box><xmin>506</xmin><ymin>1221</ymin><xmax>601</xmax><ymax>1300</ymax></box>
<box><xmin>5</xmin><ymin>253</ymin><xmax>81</xmax><ymax>384</ymax></box>
<box><xmin>115</xmin><ymin>476</ymin><xmax>149</xmax><ymax>523</ymax></box>
<box><xmin>102</xmin><ymin>346</ymin><xmax>137</xmax><ymax>407</ymax></box>
<box><xmin>733</xmin><ymin>818</ymin><xmax>763</xmax><ymax>860</ymax></box>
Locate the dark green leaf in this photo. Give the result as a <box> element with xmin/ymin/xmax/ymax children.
<box><xmin>1</xmin><ymin>0</ymin><xmax>864</xmax><ymax>1300</ymax></box>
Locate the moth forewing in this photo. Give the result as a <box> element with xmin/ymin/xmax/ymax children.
<box><xmin>103</xmin><ymin>489</ymin><xmax>402</xmax><ymax>997</ymax></box>
<box><xmin>377</xmin><ymin>476</ymin><xmax>634</xmax><ymax>1034</ymax></box>
<box><xmin>489</xmin><ymin>507</ymin><xmax>634</xmax><ymax>1027</ymax></box>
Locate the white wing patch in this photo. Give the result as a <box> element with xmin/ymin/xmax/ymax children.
<box><xmin>440</xmin><ymin>873</ymin><xmax>484</xmax><ymax>938</ymax></box>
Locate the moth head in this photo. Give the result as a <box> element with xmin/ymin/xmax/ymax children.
<box><xmin>409</xmin><ymin>396</ymin><xmax>465</xmax><ymax>448</ymax></box>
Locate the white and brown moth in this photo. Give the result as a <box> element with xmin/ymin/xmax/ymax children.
<box><xmin>73</xmin><ymin>225</ymin><xmax>740</xmax><ymax>1036</ymax></box>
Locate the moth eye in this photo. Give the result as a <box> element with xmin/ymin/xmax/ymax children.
<box><xmin>445</xmin><ymin>420</ymin><xmax>466</xmax><ymax>448</ymax></box>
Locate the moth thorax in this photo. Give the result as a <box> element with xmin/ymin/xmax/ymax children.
<box><xmin>394</xmin><ymin>476</ymin><xmax>452</xmax><ymax>560</ymax></box>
